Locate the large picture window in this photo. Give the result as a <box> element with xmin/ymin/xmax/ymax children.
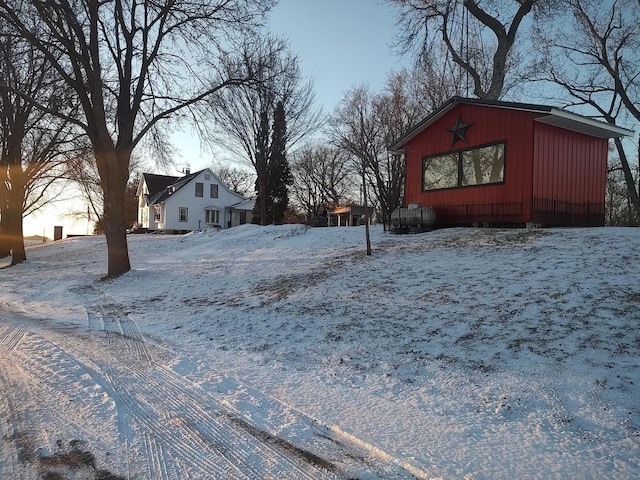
<box><xmin>423</xmin><ymin>142</ymin><xmax>505</xmax><ymax>191</ymax></box>
<box><xmin>461</xmin><ymin>144</ymin><xmax>504</xmax><ymax>186</ymax></box>
<box><xmin>423</xmin><ymin>153</ymin><xmax>458</xmax><ymax>190</ymax></box>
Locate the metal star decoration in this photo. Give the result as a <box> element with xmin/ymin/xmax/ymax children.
<box><xmin>447</xmin><ymin>114</ymin><xmax>473</xmax><ymax>148</ymax></box>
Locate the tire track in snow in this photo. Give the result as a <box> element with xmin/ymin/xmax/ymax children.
<box><xmin>0</xmin><ymin>323</ymin><xmax>124</xmax><ymax>478</ymax></box>
<box><xmin>0</xmin><ymin>322</ymin><xmax>57</xmax><ymax>480</ymax></box>
<box><xmin>102</xmin><ymin>363</ymin><xmax>334</xmax><ymax>479</ymax></box>
<box><xmin>142</xmin><ymin>432</ymin><xmax>175</xmax><ymax>480</ymax></box>
<box><xmin>101</xmin><ymin>370</ymin><xmax>242</xmax><ymax>479</ymax></box>
<box><xmin>74</xmin><ymin>284</ymin><xmax>153</xmax><ymax>363</ymax></box>
<box><xmin>0</xmin><ymin>322</ymin><xmax>27</xmax><ymax>351</ymax></box>
<box><xmin>5</xmin><ymin>296</ymin><xmax>423</xmax><ymax>479</ymax></box>
<box><xmin>31</xmin><ymin>321</ymin><xmax>337</xmax><ymax>479</ymax></box>
<box><xmin>72</xmin><ymin>287</ymin><xmax>341</xmax><ymax>477</ymax></box>
<box><xmin>149</xmin><ymin>366</ymin><xmax>340</xmax><ymax>476</ymax></box>
<box><xmin>0</xmin><ymin>366</ymin><xmax>27</xmax><ymax>480</ymax></box>
<box><xmin>78</xmin><ymin>291</ymin><xmax>427</xmax><ymax>479</ymax></box>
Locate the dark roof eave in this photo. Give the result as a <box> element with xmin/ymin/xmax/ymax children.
<box><xmin>387</xmin><ymin>96</ymin><xmax>633</xmax><ymax>152</ymax></box>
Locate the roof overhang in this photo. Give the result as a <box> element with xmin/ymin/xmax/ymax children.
<box><xmin>388</xmin><ymin>97</ymin><xmax>634</xmax><ymax>153</ymax></box>
<box><xmin>536</xmin><ymin>108</ymin><xmax>634</xmax><ymax>139</ymax></box>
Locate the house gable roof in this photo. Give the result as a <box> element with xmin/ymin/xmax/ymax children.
<box><xmin>138</xmin><ymin>173</ymin><xmax>179</xmax><ymax>197</ymax></box>
<box><xmin>140</xmin><ymin>168</ymin><xmax>248</xmax><ymax>206</ymax></box>
<box><xmin>150</xmin><ymin>169</ymin><xmax>203</xmax><ymax>205</ymax></box>
<box><xmin>389</xmin><ymin>96</ymin><xmax>635</xmax><ymax>152</ymax></box>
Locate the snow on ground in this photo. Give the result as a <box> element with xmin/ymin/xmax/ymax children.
<box><xmin>1</xmin><ymin>224</ymin><xmax>639</xmax><ymax>479</ymax></box>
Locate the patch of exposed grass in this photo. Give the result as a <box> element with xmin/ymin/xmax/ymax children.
<box><xmin>37</xmin><ymin>440</ymin><xmax>125</xmax><ymax>480</ymax></box>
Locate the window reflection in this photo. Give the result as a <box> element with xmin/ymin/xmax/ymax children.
<box><xmin>461</xmin><ymin>144</ymin><xmax>504</xmax><ymax>186</ymax></box>
<box><xmin>422</xmin><ymin>142</ymin><xmax>505</xmax><ymax>191</ymax></box>
<box><xmin>423</xmin><ymin>153</ymin><xmax>458</xmax><ymax>190</ymax></box>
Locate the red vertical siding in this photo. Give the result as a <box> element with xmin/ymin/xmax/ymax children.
<box><xmin>532</xmin><ymin>122</ymin><xmax>607</xmax><ymax>204</ymax></box>
<box><xmin>404</xmin><ymin>103</ymin><xmax>537</xmax><ymax>222</ymax></box>
<box><xmin>402</xmin><ymin>102</ymin><xmax>609</xmax><ymax>225</ymax></box>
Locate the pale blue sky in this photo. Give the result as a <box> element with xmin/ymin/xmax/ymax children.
<box><xmin>267</xmin><ymin>0</ymin><xmax>408</xmax><ymax>111</ymax></box>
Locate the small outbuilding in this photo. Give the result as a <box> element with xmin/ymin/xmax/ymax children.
<box><xmin>389</xmin><ymin>97</ymin><xmax>633</xmax><ymax>227</ymax></box>
<box><xmin>327</xmin><ymin>205</ymin><xmax>374</xmax><ymax>227</ymax></box>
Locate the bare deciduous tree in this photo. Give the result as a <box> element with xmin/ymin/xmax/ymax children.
<box><xmin>290</xmin><ymin>144</ymin><xmax>355</xmax><ymax>221</ymax></box>
<box><xmin>330</xmin><ymin>73</ymin><xmax>425</xmax><ymax>239</ymax></box>
<box><xmin>209</xmin><ymin>35</ymin><xmax>322</xmax><ymax>225</ymax></box>
<box><xmin>0</xmin><ymin>0</ymin><xmax>275</xmax><ymax>277</ymax></box>
<box><xmin>389</xmin><ymin>0</ymin><xmax>553</xmax><ymax>100</ymax></box>
<box><xmin>65</xmin><ymin>148</ymin><xmax>141</xmax><ymax>234</ymax></box>
<box><xmin>210</xmin><ymin>161</ymin><xmax>255</xmax><ymax>197</ymax></box>
<box><xmin>330</xmin><ymin>85</ymin><xmax>382</xmax><ymax>254</ymax></box>
<box><xmin>0</xmin><ymin>27</ymin><xmax>76</xmax><ymax>264</ymax></box>
<box><xmin>539</xmin><ymin>0</ymin><xmax>639</xmax><ymax>221</ymax></box>
<box><xmin>410</xmin><ymin>48</ymin><xmax>467</xmax><ymax>111</ymax></box>
<box><xmin>374</xmin><ymin>71</ymin><xmax>425</xmax><ymax>229</ymax></box>
<box><xmin>607</xmin><ymin>161</ymin><xmax>639</xmax><ymax>225</ymax></box>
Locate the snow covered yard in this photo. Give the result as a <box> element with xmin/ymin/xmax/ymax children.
<box><xmin>1</xmin><ymin>225</ymin><xmax>639</xmax><ymax>479</ymax></box>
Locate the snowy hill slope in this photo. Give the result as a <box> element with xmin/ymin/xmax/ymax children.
<box><xmin>1</xmin><ymin>225</ymin><xmax>639</xmax><ymax>479</ymax></box>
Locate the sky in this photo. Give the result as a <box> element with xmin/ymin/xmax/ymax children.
<box><xmin>23</xmin><ymin>0</ymin><xmax>406</xmax><ymax>238</ymax></box>
<box><xmin>267</xmin><ymin>0</ymin><xmax>406</xmax><ymax>110</ymax></box>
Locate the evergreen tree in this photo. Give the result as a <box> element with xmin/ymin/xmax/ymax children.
<box><xmin>252</xmin><ymin>106</ymin><xmax>271</xmax><ymax>225</ymax></box>
<box><xmin>252</xmin><ymin>101</ymin><xmax>293</xmax><ymax>225</ymax></box>
<box><xmin>268</xmin><ymin>101</ymin><xmax>293</xmax><ymax>224</ymax></box>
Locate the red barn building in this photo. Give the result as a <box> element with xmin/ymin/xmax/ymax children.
<box><xmin>389</xmin><ymin>97</ymin><xmax>633</xmax><ymax>227</ymax></box>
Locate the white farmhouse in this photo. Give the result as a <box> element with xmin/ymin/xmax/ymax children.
<box><xmin>136</xmin><ymin>168</ymin><xmax>254</xmax><ymax>232</ymax></box>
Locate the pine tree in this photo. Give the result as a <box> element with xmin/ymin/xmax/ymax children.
<box><xmin>252</xmin><ymin>106</ymin><xmax>271</xmax><ymax>225</ymax></box>
<box><xmin>252</xmin><ymin>101</ymin><xmax>292</xmax><ymax>225</ymax></box>
<box><xmin>268</xmin><ymin>101</ymin><xmax>292</xmax><ymax>224</ymax></box>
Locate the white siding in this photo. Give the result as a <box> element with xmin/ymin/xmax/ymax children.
<box><xmin>161</xmin><ymin>169</ymin><xmax>246</xmax><ymax>231</ymax></box>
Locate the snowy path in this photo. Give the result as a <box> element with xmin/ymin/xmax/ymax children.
<box><xmin>0</xmin><ymin>296</ymin><xmax>425</xmax><ymax>479</ymax></box>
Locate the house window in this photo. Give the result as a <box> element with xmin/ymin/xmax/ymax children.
<box><xmin>195</xmin><ymin>182</ymin><xmax>203</xmax><ymax>197</ymax></box>
<box><xmin>154</xmin><ymin>205</ymin><xmax>161</xmax><ymax>222</ymax></box>
<box><xmin>210</xmin><ymin>184</ymin><xmax>218</xmax><ymax>198</ymax></box>
<box><xmin>423</xmin><ymin>142</ymin><xmax>505</xmax><ymax>191</ymax></box>
<box><xmin>179</xmin><ymin>207</ymin><xmax>188</xmax><ymax>222</ymax></box>
<box><xmin>206</xmin><ymin>209</ymin><xmax>219</xmax><ymax>224</ymax></box>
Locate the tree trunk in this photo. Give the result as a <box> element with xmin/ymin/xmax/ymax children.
<box><xmin>361</xmin><ymin>162</ymin><xmax>371</xmax><ymax>256</ymax></box>
<box><xmin>96</xmin><ymin>149</ymin><xmax>131</xmax><ymax>277</ymax></box>
<box><xmin>0</xmin><ymin>178</ymin><xmax>10</xmax><ymax>258</ymax></box>
<box><xmin>7</xmin><ymin>164</ymin><xmax>26</xmax><ymax>265</ymax></box>
<box><xmin>614</xmin><ymin>137</ymin><xmax>640</xmax><ymax>224</ymax></box>
<box><xmin>2</xmin><ymin>127</ymin><xmax>27</xmax><ymax>265</ymax></box>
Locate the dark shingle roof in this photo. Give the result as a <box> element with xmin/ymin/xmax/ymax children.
<box><xmin>143</xmin><ymin>170</ymin><xmax>206</xmax><ymax>205</ymax></box>
<box><xmin>143</xmin><ymin>173</ymin><xmax>179</xmax><ymax>197</ymax></box>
